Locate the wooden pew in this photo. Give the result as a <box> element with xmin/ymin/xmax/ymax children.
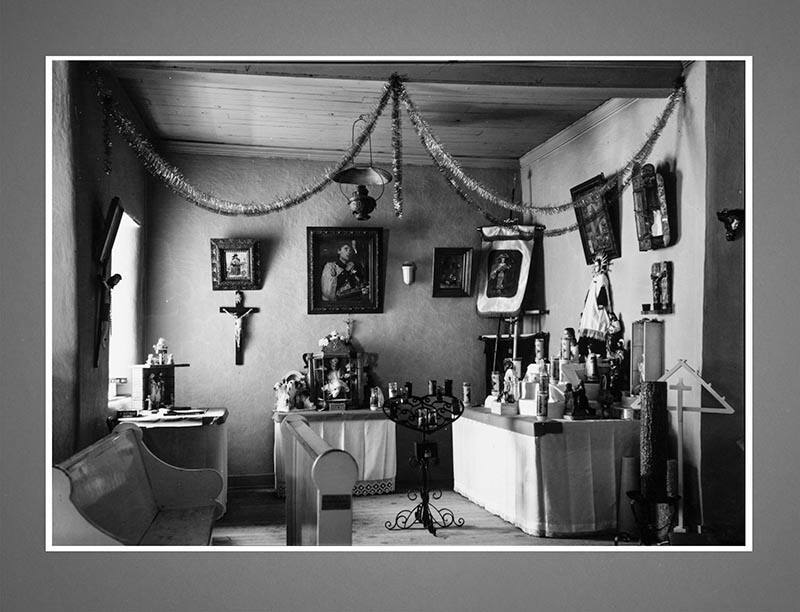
<box><xmin>52</xmin><ymin>423</ymin><xmax>223</xmax><ymax>546</ymax></box>
<box><xmin>281</xmin><ymin>413</ymin><xmax>358</xmax><ymax>546</ymax></box>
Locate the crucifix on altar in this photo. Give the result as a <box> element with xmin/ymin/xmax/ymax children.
<box><xmin>219</xmin><ymin>290</ymin><xmax>259</xmax><ymax>365</ymax></box>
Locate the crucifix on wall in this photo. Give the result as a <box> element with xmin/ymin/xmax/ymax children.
<box><xmin>219</xmin><ymin>290</ymin><xmax>259</xmax><ymax>365</ymax></box>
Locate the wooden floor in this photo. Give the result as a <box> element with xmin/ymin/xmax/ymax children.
<box><xmin>212</xmin><ymin>488</ymin><xmax>618</xmax><ymax>547</ymax></box>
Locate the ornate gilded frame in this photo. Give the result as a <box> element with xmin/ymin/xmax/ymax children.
<box><xmin>307</xmin><ymin>226</ymin><xmax>383</xmax><ymax>314</ymax></box>
<box><xmin>210</xmin><ymin>238</ymin><xmax>261</xmax><ymax>290</ymax></box>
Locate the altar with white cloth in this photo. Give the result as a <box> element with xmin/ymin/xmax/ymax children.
<box><xmin>273</xmin><ymin>409</ymin><xmax>396</xmax><ymax>496</ymax></box>
<box><xmin>453</xmin><ymin>406</ymin><xmax>639</xmax><ymax>537</ymax></box>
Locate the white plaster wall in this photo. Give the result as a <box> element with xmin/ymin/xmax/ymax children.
<box><xmin>145</xmin><ymin>156</ymin><xmax>510</xmax><ymax>478</ymax></box>
<box><xmin>520</xmin><ymin>61</ymin><xmax>707</xmax><ymax>522</ymax></box>
<box><xmin>51</xmin><ymin>62</ymin><xmax>79</xmax><ymax>461</ymax></box>
<box><xmin>50</xmin><ymin>63</ymin><xmax>150</xmax><ymax>458</ymax></box>
<box><xmin>521</xmin><ymin>62</ymin><xmax>707</xmax><ymax>390</ymax></box>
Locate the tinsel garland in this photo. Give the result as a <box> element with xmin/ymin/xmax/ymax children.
<box><xmin>399</xmin><ymin>80</ymin><xmax>685</xmax><ymax>216</ymax></box>
<box><xmin>95</xmin><ymin>72</ymin><xmax>393</xmax><ymax>216</ymax></box>
<box><xmin>390</xmin><ymin>74</ymin><xmax>404</xmax><ymax>217</ymax></box>
<box><xmin>398</xmin><ymin>83</ymin><xmax>535</xmax><ymax>215</ymax></box>
<box><xmin>443</xmin><ymin>169</ymin><xmax>605</xmax><ymax>238</ymax></box>
<box><xmin>401</xmin><ymin>85</ymin><xmax>601</xmax><ymax>238</ymax></box>
<box><xmin>97</xmin><ymin>68</ymin><xmax>685</xmax><ymax>231</ymax></box>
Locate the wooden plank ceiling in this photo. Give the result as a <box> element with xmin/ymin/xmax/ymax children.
<box><xmin>106</xmin><ymin>60</ymin><xmax>684</xmax><ymax>168</ymax></box>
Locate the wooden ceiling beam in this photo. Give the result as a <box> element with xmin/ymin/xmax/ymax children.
<box><xmin>107</xmin><ymin>60</ymin><xmax>684</xmax><ymax>97</ymax></box>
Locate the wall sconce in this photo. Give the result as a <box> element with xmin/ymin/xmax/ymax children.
<box><xmin>716</xmin><ymin>208</ymin><xmax>744</xmax><ymax>241</ymax></box>
<box><xmin>401</xmin><ymin>261</ymin><xmax>416</xmax><ymax>285</ymax></box>
<box><xmin>331</xmin><ymin>114</ymin><xmax>393</xmax><ymax>221</ymax></box>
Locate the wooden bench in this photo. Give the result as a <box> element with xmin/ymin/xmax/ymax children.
<box><xmin>52</xmin><ymin>423</ymin><xmax>223</xmax><ymax>546</ymax></box>
<box><xmin>281</xmin><ymin>413</ymin><xmax>358</xmax><ymax>546</ymax></box>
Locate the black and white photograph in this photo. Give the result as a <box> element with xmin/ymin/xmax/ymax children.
<box><xmin>47</xmin><ymin>56</ymin><xmax>749</xmax><ymax>553</ymax></box>
<box><xmin>6</xmin><ymin>5</ymin><xmax>794</xmax><ymax>603</ymax></box>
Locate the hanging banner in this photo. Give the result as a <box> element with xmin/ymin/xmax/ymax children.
<box><xmin>476</xmin><ymin>225</ymin><xmax>537</xmax><ymax>318</ymax></box>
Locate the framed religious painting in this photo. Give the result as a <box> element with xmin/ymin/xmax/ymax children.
<box><xmin>307</xmin><ymin>227</ymin><xmax>384</xmax><ymax>314</ymax></box>
<box><xmin>571</xmin><ymin>174</ymin><xmax>620</xmax><ymax>266</ymax></box>
<box><xmin>432</xmin><ymin>247</ymin><xmax>473</xmax><ymax>297</ymax></box>
<box><xmin>210</xmin><ymin>238</ymin><xmax>262</xmax><ymax>290</ymax></box>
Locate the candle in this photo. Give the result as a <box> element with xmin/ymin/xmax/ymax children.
<box><xmin>443</xmin><ymin>379</ymin><xmax>453</xmax><ymax>396</ymax></box>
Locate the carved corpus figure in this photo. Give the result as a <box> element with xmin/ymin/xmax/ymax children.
<box><xmin>650</xmin><ymin>261</ymin><xmax>673</xmax><ymax>311</ymax></box>
<box><xmin>219</xmin><ymin>290</ymin><xmax>259</xmax><ymax>365</ymax></box>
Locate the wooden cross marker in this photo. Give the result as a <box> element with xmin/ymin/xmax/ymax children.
<box><xmin>219</xmin><ymin>290</ymin><xmax>259</xmax><ymax>365</ymax></box>
<box><xmin>669</xmin><ymin>377</ymin><xmax>693</xmax><ymax>534</ymax></box>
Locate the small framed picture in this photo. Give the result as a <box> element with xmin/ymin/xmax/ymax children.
<box><xmin>432</xmin><ymin>247</ymin><xmax>473</xmax><ymax>297</ymax></box>
<box><xmin>210</xmin><ymin>238</ymin><xmax>261</xmax><ymax>290</ymax></box>
<box><xmin>571</xmin><ymin>173</ymin><xmax>620</xmax><ymax>265</ymax></box>
<box><xmin>307</xmin><ymin>227</ymin><xmax>383</xmax><ymax>314</ymax></box>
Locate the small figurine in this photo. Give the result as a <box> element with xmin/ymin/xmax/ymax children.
<box><xmin>563</xmin><ymin>382</ymin><xmax>575</xmax><ymax>417</ymax></box>
<box><xmin>152</xmin><ymin>337</ymin><xmax>169</xmax><ymax>365</ymax></box>
<box><xmin>574</xmin><ymin>381</ymin><xmax>591</xmax><ymax>417</ymax></box>
<box><xmin>324</xmin><ymin>357</ymin><xmax>350</xmax><ymax>400</ymax></box>
<box><xmin>560</xmin><ymin>328</ymin><xmax>576</xmax><ymax>361</ymax></box>
<box><xmin>598</xmin><ymin>373</ymin><xmax>614</xmax><ymax>418</ymax></box>
<box><xmin>649</xmin><ymin>261</ymin><xmax>673</xmax><ymax>311</ymax></box>
<box><xmin>570</xmin><ymin>340</ymin><xmax>580</xmax><ymax>363</ymax></box>
<box><xmin>502</xmin><ymin>357</ymin><xmax>518</xmax><ymax>402</ymax></box>
<box><xmin>604</xmin><ymin>312</ymin><xmax>623</xmax><ymax>360</ymax></box>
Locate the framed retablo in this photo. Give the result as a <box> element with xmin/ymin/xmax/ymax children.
<box><xmin>210</xmin><ymin>238</ymin><xmax>261</xmax><ymax>290</ymax></box>
<box><xmin>571</xmin><ymin>174</ymin><xmax>620</xmax><ymax>266</ymax></box>
<box><xmin>432</xmin><ymin>247</ymin><xmax>472</xmax><ymax>297</ymax></box>
<box><xmin>307</xmin><ymin>227</ymin><xmax>383</xmax><ymax>314</ymax></box>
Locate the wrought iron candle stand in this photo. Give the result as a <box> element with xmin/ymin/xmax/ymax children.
<box><xmin>382</xmin><ymin>393</ymin><xmax>465</xmax><ymax>536</ymax></box>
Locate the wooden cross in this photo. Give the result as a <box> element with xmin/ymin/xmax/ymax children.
<box><xmin>669</xmin><ymin>377</ymin><xmax>693</xmax><ymax>534</ymax></box>
<box><xmin>219</xmin><ymin>290</ymin><xmax>259</xmax><ymax>365</ymax></box>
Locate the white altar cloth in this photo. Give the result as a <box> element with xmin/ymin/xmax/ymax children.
<box><xmin>453</xmin><ymin>407</ymin><xmax>639</xmax><ymax>537</ymax></box>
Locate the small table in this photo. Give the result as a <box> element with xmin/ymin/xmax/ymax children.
<box><xmin>273</xmin><ymin>409</ymin><xmax>396</xmax><ymax>497</ymax></box>
<box><xmin>109</xmin><ymin>407</ymin><xmax>229</xmax><ymax>518</ymax></box>
<box><xmin>453</xmin><ymin>406</ymin><xmax>639</xmax><ymax>537</ymax></box>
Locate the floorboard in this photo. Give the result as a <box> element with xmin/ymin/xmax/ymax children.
<box><xmin>212</xmin><ymin>488</ymin><xmax>619</xmax><ymax>547</ymax></box>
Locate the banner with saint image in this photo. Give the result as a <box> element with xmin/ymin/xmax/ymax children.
<box><xmin>476</xmin><ymin>225</ymin><xmax>536</xmax><ymax>317</ymax></box>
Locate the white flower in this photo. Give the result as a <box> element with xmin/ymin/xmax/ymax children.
<box><xmin>319</xmin><ymin>337</ymin><xmax>329</xmax><ymax>347</ymax></box>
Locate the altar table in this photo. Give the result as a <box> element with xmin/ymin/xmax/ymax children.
<box><xmin>273</xmin><ymin>409</ymin><xmax>396</xmax><ymax>496</ymax></box>
<box><xmin>452</xmin><ymin>406</ymin><xmax>639</xmax><ymax>537</ymax></box>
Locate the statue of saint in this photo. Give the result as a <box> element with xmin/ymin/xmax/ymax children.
<box><xmin>324</xmin><ymin>357</ymin><xmax>350</xmax><ymax>399</ymax></box>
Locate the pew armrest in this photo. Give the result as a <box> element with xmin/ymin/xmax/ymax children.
<box><xmin>52</xmin><ymin>468</ymin><xmax>121</xmax><ymax>546</ymax></box>
<box><xmin>141</xmin><ymin>449</ymin><xmax>224</xmax><ymax>511</ymax></box>
<box><xmin>114</xmin><ymin>423</ymin><xmax>224</xmax><ymax>512</ymax></box>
